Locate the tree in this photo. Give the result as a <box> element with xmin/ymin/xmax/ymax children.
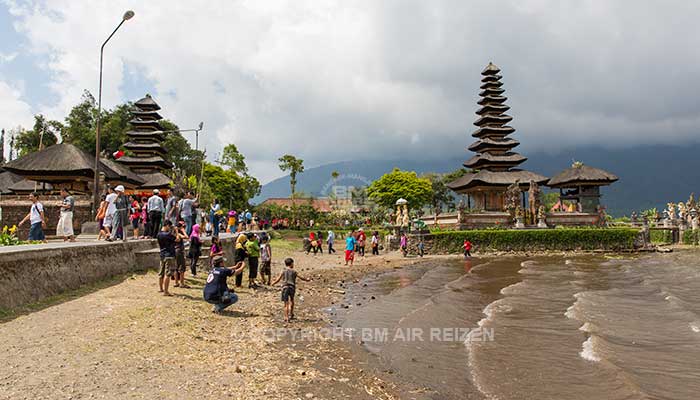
<box><xmin>161</xmin><ymin>120</ymin><xmax>201</xmax><ymax>178</ymax></box>
<box><xmin>278</xmin><ymin>154</ymin><xmax>304</xmax><ymax>198</ymax></box>
<box><xmin>217</xmin><ymin>144</ymin><xmax>248</xmax><ymax>174</ymax></box>
<box><xmin>202</xmin><ymin>162</ymin><xmax>261</xmax><ymax>211</ymax></box>
<box><xmin>442</xmin><ymin>167</ymin><xmax>469</xmax><ymax>185</ymax></box>
<box><xmin>367</xmin><ymin>168</ymin><xmax>433</xmax><ymax>210</ymax></box>
<box><xmin>540</xmin><ymin>192</ymin><xmax>559</xmax><ymax>211</ymax></box>
<box><xmin>423</xmin><ymin>173</ymin><xmax>455</xmax><ymax>223</ymax></box>
<box><xmin>14</xmin><ymin>115</ymin><xmax>62</xmax><ymax>156</ymax></box>
<box><xmin>60</xmin><ymin>90</ymin><xmax>130</xmax><ymax>156</ymax></box>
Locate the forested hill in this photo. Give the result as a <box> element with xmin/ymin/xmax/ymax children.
<box><xmin>255</xmin><ymin>143</ymin><xmax>700</xmax><ymax>216</ymax></box>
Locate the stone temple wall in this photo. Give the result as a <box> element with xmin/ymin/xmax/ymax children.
<box><xmin>0</xmin><ymin>240</ymin><xmax>156</xmax><ymax>310</ymax></box>
<box><xmin>0</xmin><ymin>234</ymin><xmax>240</xmax><ymax>311</ymax></box>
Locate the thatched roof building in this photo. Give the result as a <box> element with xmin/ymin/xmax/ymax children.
<box><xmin>448</xmin><ymin>63</ymin><xmax>547</xmax><ymax>210</ymax></box>
<box><xmin>548</xmin><ymin>163</ymin><xmax>618</xmax><ymax>188</ymax></box>
<box><xmin>3</xmin><ymin>143</ymin><xmax>145</xmax><ymax>193</ymax></box>
<box><xmin>8</xmin><ymin>178</ymin><xmax>53</xmax><ymax>194</ymax></box>
<box><xmin>0</xmin><ymin>169</ymin><xmax>23</xmax><ymax>194</ymax></box>
<box><xmin>548</xmin><ymin>162</ymin><xmax>617</xmax><ymax>213</ymax></box>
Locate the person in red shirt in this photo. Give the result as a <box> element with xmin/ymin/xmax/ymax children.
<box><xmin>463</xmin><ymin>240</ymin><xmax>472</xmax><ymax>259</ymax></box>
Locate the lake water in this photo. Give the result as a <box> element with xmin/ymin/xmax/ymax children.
<box><xmin>328</xmin><ymin>252</ymin><xmax>700</xmax><ymax>399</ymax></box>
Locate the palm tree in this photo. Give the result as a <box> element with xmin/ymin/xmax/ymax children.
<box><xmin>331</xmin><ymin>170</ymin><xmax>340</xmax><ymax>208</ymax></box>
<box><xmin>278</xmin><ymin>154</ymin><xmax>305</xmax><ymax>199</ymax></box>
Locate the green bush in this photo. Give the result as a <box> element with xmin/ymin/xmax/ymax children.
<box><xmin>431</xmin><ymin>228</ymin><xmax>639</xmax><ymax>252</ymax></box>
<box><xmin>682</xmin><ymin>229</ymin><xmax>699</xmax><ymax>246</ymax></box>
<box><xmin>649</xmin><ymin>229</ymin><xmax>673</xmax><ymax>245</ymax></box>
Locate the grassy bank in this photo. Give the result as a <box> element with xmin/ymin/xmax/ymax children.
<box><xmin>430</xmin><ymin>228</ymin><xmax>640</xmax><ymax>252</ymax></box>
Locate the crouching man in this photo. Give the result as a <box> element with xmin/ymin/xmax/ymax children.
<box><xmin>204</xmin><ymin>255</ymin><xmax>246</xmax><ymax>314</ymax></box>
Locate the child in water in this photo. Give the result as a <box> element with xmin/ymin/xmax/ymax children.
<box><xmin>463</xmin><ymin>240</ymin><xmax>472</xmax><ymax>259</ymax></box>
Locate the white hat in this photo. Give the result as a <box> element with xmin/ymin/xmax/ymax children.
<box><xmin>115</xmin><ymin>185</ymin><xmax>125</xmax><ymax>192</ymax></box>
<box><xmin>153</xmin><ymin>189</ymin><xmax>160</xmax><ymax>194</ymax></box>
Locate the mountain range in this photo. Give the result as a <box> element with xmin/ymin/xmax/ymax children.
<box><xmin>254</xmin><ymin>143</ymin><xmax>700</xmax><ymax>216</ymax></box>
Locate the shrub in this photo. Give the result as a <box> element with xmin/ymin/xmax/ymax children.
<box><xmin>682</xmin><ymin>229</ymin><xmax>699</xmax><ymax>246</ymax></box>
<box><xmin>431</xmin><ymin>228</ymin><xmax>639</xmax><ymax>252</ymax></box>
<box><xmin>649</xmin><ymin>229</ymin><xmax>673</xmax><ymax>245</ymax></box>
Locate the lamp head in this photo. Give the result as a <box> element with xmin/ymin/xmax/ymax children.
<box><xmin>123</xmin><ymin>10</ymin><xmax>135</xmax><ymax>21</ymax></box>
<box><xmin>198</xmin><ymin>122</ymin><xmax>204</xmax><ymax>130</ymax></box>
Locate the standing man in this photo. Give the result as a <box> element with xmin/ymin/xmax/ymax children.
<box><xmin>165</xmin><ymin>189</ymin><xmax>179</xmax><ymax>226</ymax></box>
<box><xmin>108</xmin><ymin>185</ymin><xmax>128</xmax><ymax>242</ymax></box>
<box><xmin>147</xmin><ymin>189</ymin><xmax>165</xmax><ymax>238</ymax></box>
<box><xmin>180</xmin><ymin>191</ymin><xmax>196</xmax><ymax>236</ymax></box>
<box><xmin>56</xmin><ymin>188</ymin><xmax>76</xmax><ymax>242</ymax></box>
<box><xmin>103</xmin><ymin>186</ymin><xmax>117</xmax><ymax>237</ymax></box>
<box><xmin>18</xmin><ymin>192</ymin><xmax>46</xmax><ymax>242</ymax></box>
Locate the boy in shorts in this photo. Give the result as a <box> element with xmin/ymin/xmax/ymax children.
<box><xmin>272</xmin><ymin>258</ymin><xmax>311</xmax><ymax>322</ymax></box>
<box><xmin>260</xmin><ymin>236</ymin><xmax>272</xmax><ymax>285</ymax></box>
<box><xmin>157</xmin><ymin>220</ymin><xmax>178</xmax><ymax>296</ymax></box>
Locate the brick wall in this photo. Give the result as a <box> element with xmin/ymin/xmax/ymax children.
<box><xmin>0</xmin><ymin>195</ymin><xmax>92</xmax><ymax>239</ymax></box>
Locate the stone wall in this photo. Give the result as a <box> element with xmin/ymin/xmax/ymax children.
<box><xmin>0</xmin><ymin>195</ymin><xmax>92</xmax><ymax>239</ymax></box>
<box><xmin>0</xmin><ymin>240</ymin><xmax>155</xmax><ymax>310</ymax></box>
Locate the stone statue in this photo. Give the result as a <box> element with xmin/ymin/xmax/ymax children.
<box><xmin>395</xmin><ymin>206</ymin><xmax>402</xmax><ymax>226</ymax></box>
<box><xmin>597</xmin><ymin>205</ymin><xmax>608</xmax><ymax>227</ymax></box>
<box><xmin>537</xmin><ymin>205</ymin><xmax>547</xmax><ymax>228</ymax></box>
<box><xmin>457</xmin><ymin>198</ymin><xmax>465</xmax><ymax>224</ymax></box>
<box><xmin>505</xmin><ymin>179</ymin><xmax>521</xmax><ymax>217</ymax></box>
<box><xmin>687</xmin><ymin>193</ymin><xmax>696</xmax><ymax>213</ymax></box>
<box><xmin>678</xmin><ymin>202</ymin><xmax>687</xmax><ymax>224</ymax></box>
<box><xmin>402</xmin><ymin>204</ymin><xmax>409</xmax><ymax>227</ymax></box>
<box><xmin>528</xmin><ymin>180</ymin><xmax>541</xmax><ymax>224</ymax></box>
<box><xmin>667</xmin><ymin>202</ymin><xmax>676</xmax><ymax>221</ymax></box>
<box><xmin>514</xmin><ymin>206</ymin><xmax>525</xmax><ymax>228</ymax></box>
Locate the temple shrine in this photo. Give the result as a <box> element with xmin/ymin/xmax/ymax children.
<box><xmin>442</xmin><ymin>62</ymin><xmax>618</xmax><ymax>228</ymax></box>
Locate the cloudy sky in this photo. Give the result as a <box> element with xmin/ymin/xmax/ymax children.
<box><xmin>1</xmin><ymin>0</ymin><xmax>700</xmax><ymax>183</ymax></box>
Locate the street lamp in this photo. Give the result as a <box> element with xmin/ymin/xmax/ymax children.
<box><xmin>93</xmin><ymin>10</ymin><xmax>135</xmax><ymax>216</ymax></box>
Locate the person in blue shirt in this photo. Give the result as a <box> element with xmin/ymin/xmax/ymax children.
<box><xmin>344</xmin><ymin>231</ymin><xmax>356</xmax><ymax>266</ymax></box>
<box><xmin>204</xmin><ymin>255</ymin><xmax>246</xmax><ymax>313</ymax></box>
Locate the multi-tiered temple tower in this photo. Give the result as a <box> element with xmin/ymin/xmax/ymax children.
<box><xmin>118</xmin><ymin>95</ymin><xmax>173</xmax><ymax>189</ymax></box>
<box><xmin>448</xmin><ymin>63</ymin><xmax>547</xmax><ymax>211</ymax></box>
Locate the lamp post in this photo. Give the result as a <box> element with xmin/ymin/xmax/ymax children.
<box><xmin>93</xmin><ymin>10</ymin><xmax>135</xmax><ymax>216</ymax></box>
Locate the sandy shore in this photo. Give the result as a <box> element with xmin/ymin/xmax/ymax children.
<box><xmin>0</xmin><ymin>239</ymin><xmax>437</xmax><ymax>400</ymax></box>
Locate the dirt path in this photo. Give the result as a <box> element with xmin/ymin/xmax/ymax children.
<box><xmin>0</xmin><ymin>242</ymin><xmax>429</xmax><ymax>400</ymax></box>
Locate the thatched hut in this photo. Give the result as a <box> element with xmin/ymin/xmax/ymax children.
<box><xmin>3</xmin><ymin>143</ymin><xmax>145</xmax><ymax>194</ymax></box>
<box><xmin>548</xmin><ymin>162</ymin><xmax>618</xmax><ymax>213</ymax></box>
<box><xmin>0</xmin><ymin>169</ymin><xmax>23</xmax><ymax>195</ymax></box>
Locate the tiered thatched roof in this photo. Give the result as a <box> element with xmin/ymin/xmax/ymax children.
<box><xmin>448</xmin><ymin>62</ymin><xmax>547</xmax><ymax>192</ymax></box>
<box><xmin>117</xmin><ymin>94</ymin><xmax>173</xmax><ymax>176</ymax></box>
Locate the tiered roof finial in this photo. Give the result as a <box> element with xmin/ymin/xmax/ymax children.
<box><xmin>464</xmin><ymin>62</ymin><xmax>525</xmax><ymax>171</ymax></box>
<box><xmin>116</xmin><ymin>95</ymin><xmax>174</xmax><ymax>189</ymax></box>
